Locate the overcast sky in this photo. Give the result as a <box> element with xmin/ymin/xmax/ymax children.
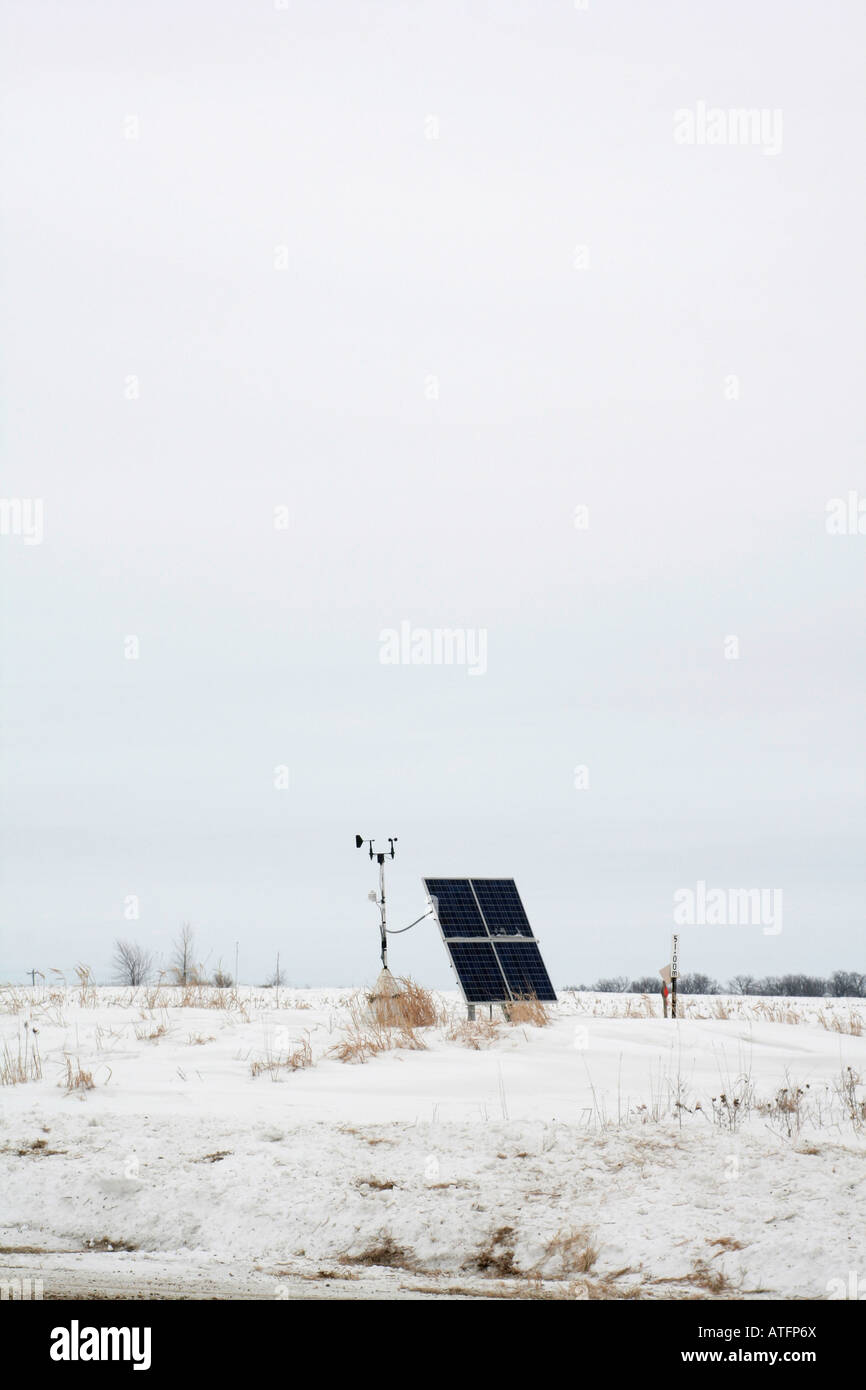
<box><xmin>1</xmin><ymin>0</ymin><xmax>864</xmax><ymax>990</ymax></box>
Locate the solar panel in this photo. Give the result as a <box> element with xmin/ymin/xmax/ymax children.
<box><xmin>444</xmin><ymin>941</ymin><xmax>510</xmax><ymax>1003</ymax></box>
<box><xmin>423</xmin><ymin>876</ymin><xmax>557</xmax><ymax>1005</ymax></box>
<box><xmin>424</xmin><ymin>878</ymin><xmax>487</xmax><ymax>938</ymax></box>
<box><xmin>494</xmin><ymin>940</ymin><xmax>557</xmax><ymax>1002</ymax></box>
<box><xmin>470</xmin><ymin>879</ymin><xmax>532</xmax><ymax>936</ymax></box>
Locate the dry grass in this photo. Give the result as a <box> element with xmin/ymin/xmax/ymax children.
<box><xmin>646</xmin><ymin>1260</ymin><xmax>739</xmax><ymax>1297</ymax></box>
<box><xmin>683</xmin><ymin>1259</ymin><xmax>738</xmax><ymax>1296</ymax></box>
<box><xmin>507</xmin><ymin>996</ymin><xmax>550</xmax><ymax>1026</ymax></box>
<box><xmin>757</xmin><ymin>1080</ymin><xmax>807</xmax><ymax>1137</ymax></box>
<box><xmin>443</xmin><ymin>994</ymin><xmax>549</xmax><ymax>1041</ymax></box>
<box><xmin>74</xmin><ymin>963</ymin><xmax>98</xmax><ymax>1009</ymax></box>
<box><xmin>819</xmin><ymin>1009</ymin><xmax>863</xmax><ymax>1036</ymax></box>
<box><xmin>338</xmin><ymin>1234</ymin><xmax>415</xmax><ymax>1270</ymax></box>
<box><xmin>465</xmin><ymin>1225</ymin><xmax>520</xmax><ymax>1277</ymax></box>
<box><xmin>328</xmin><ymin>992</ymin><xmax>428</xmax><ymax>1064</ymax></box>
<box><xmin>684</xmin><ymin>997</ymin><xmax>782</xmax><ymax>1024</ymax></box>
<box><xmin>140</xmin><ymin>979</ymin><xmax>250</xmax><ymax>1016</ymax></box>
<box><xmin>834</xmin><ymin>1066</ymin><xmax>866</xmax><ymax>1127</ymax></box>
<box><xmin>178</xmin><ymin>982</ymin><xmax>228</xmax><ymax>1010</ymax></box>
<box><xmin>255</xmin><ymin>1263</ymin><xmax>360</xmax><ymax>1282</ymax></box>
<box><xmin>83</xmin><ymin>1236</ymin><xmax>139</xmax><ymax>1253</ymax></box>
<box><xmin>366</xmin><ymin>977</ymin><xmax>442</xmax><ymax>1029</ymax></box>
<box><xmin>624</xmin><ymin>994</ymin><xmax>657</xmax><ymax>1018</ymax></box>
<box><xmin>330</xmin><ymin>980</ymin><xmax>474</xmax><ymax>1060</ymax></box>
<box><xmin>134</xmin><ymin>1014</ymin><xmax>169</xmax><ymax>1042</ymax></box>
<box><xmin>62</xmin><ymin>1057</ymin><xmax>94</xmax><ymax>1092</ymax></box>
<box><xmin>142</xmin><ymin>981</ymin><xmax>172</xmax><ymax>1010</ymax></box>
<box><xmin>536</xmin><ymin>1227</ymin><xmax>600</xmax><ymax>1277</ymax></box>
<box><xmin>13</xmin><ymin>1137</ymin><xmax>66</xmax><ymax>1157</ymax></box>
<box><xmin>0</xmin><ymin>986</ymin><xmax>29</xmax><ymax>1015</ymax></box>
<box><xmin>337</xmin><ymin>1127</ymin><xmax>396</xmax><ymax>1146</ymax></box>
<box><xmin>749</xmin><ymin>1000</ymin><xmax>808</xmax><ymax>1026</ymax></box>
<box><xmin>328</xmin><ymin>1023</ymin><xmax>425</xmax><ymax>1063</ymax></box>
<box><xmin>404</xmin><ymin>1274</ymin><xmax>646</xmax><ymax>1300</ymax></box>
<box><xmin>249</xmin><ymin>1036</ymin><xmax>313</xmax><ymax>1078</ymax></box>
<box><xmin>0</xmin><ymin>1034</ymin><xmax>43</xmax><ymax>1085</ymax></box>
<box><xmin>446</xmin><ymin>1016</ymin><xmax>501</xmax><ymax>1049</ymax></box>
<box><xmin>567</xmin><ymin>992</ymin><xmax>866</xmax><ymax>1030</ymax></box>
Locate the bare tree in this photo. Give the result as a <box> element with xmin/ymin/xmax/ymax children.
<box><xmin>831</xmin><ymin>970</ymin><xmax>866</xmax><ymax>998</ymax></box>
<box><xmin>779</xmin><ymin>973</ymin><xmax>828</xmax><ymax>998</ymax></box>
<box><xmin>171</xmin><ymin>922</ymin><xmax>199</xmax><ymax>986</ymax></box>
<box><xmin>628</xmin><ymin>976</ymin><xmax>662</xmax><ymax>993</ymax></box>
<box><xmin>212</xmin><ymin>963</ymin><xmax>233</xmax><ymax>989</ymax></box>
<box><xmin>729</xmin><ymin>974</ymin><xmax>757</xmax><ymax>996</ymax></box>
<box><xmin>676</xmin><ymin>972</ymin><xmax>720</xmax><ymax>995</ymax></box>
<box><xmin>113</xmin><ymin>939</ymin><xmax>153</xmax><ymax>986</ymax></box>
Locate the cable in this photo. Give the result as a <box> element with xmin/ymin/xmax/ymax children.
<box><xmin>386</xmin><ymin>909</ymin><xmax>433</xmax><ymax>936</ymax></box>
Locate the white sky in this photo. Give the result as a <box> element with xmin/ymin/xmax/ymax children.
<box><xmin>1</xmin><ymin>0</ymin><xmax>864</xmax><ymax>988</ymax></box>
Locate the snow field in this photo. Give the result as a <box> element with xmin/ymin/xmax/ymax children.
<box><xmin>1</xmin><ymin>986</ymin><xmax>865</xmax><ymax>1299</ymax></box>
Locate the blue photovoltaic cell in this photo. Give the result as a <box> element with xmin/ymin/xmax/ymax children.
<box><xmin>424</xmin><ymin>879</ymin><xmax>486</xmax><ymax>937</ymax></box>
<box><xmin>444</xmin><ymin>941</ymin><xmax>510</xmax><ymax>1003</ymax></box>
<box><xmin>470</xmin><ymin>879</ymin><xmax>532</xmax><ymax>936</ymax></box>
<box><xmin>494</xmin><ymin>941</ymin><xmax>557</xmax><ymax>1001</ymax></box>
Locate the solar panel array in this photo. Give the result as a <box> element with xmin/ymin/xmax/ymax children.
<box><xmin>423</xmin><ymin>878</ymin><xmax>556</xmax><ymax>1004</ymax></box>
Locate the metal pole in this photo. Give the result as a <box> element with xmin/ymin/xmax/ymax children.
<box><xmin>234</xmin><ymin>942</ymin><xmax>239</xmax><ymax>990</ymax></box>
<box><xmin>379</xmin><ymin>857</ymin><xmax>387</xmax><ymax>969</ymax></box>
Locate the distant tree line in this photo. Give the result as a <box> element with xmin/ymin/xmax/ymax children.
<box><xmin>108</xmin><ymin>936</ymin><xmax>866</xmax><ymax>999</ymax></box>
<box><xmin>564</xmin><ymin>971</ymin><xmax>866</xmax><ymax>998</ymax></box>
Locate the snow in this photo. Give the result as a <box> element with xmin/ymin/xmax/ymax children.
<box><xmin>2</xmin><ymin>986</ymin><xmax>865</xmax><ymax>1299</ymax></box>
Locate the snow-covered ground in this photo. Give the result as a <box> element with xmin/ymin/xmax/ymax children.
<box><xmin>2</xmin><ymin>985</ymin><xmax>865</xmax><ymax>1300</ymax></box>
